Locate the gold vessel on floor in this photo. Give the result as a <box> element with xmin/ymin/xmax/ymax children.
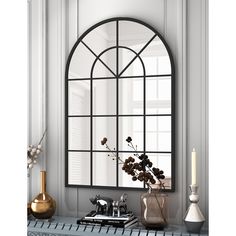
<box><xmin>31</xmin><ymin>171</ymin><xmax>56</xmax><ymax>219</ymax></box>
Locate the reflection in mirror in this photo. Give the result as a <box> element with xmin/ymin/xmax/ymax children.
<box><xmin>98</xmin><ymin>48</ymin><xmax>117</xmax><ymax>76</ymax></box>
<box><xmin>118</xmin><ymin>48</ymin><xmax>144</xmax><ymax>77</ymax></box>
<box><xmin>69</xmin><ymin>43</ymin><xmax>96</xmax><ymax>79</ymax></box>
<box><xmin>119</xmin><ymin>116</ymin><xmax>143</xmax><ymax>152</ymax></box>
<box><xmin>69</xmin><ymin>80</ymin><xmax>90</xmax><ymax>115</ymax></box>
<box><xmin>83</xmin><ymin>21</ymin><xmax>116</xmax><ymax>78</ymax></box>
<box><xmin>69</xmin><ymin>117</ymin><xmax>90</xmax><ymax>150</ymax></box>
<box><xmin>146</xmin><ymin>116</ymin><xmax>171</xmax><ymax>151</ymax></box>
<box><xmin>83</xmin><ymin>21</ymin><xmax>116</xmax><ymax>56</ymax></box>
<box><xmin>119</xmin><ymin>20</ymin><xmax>155</xmax><ymax>55</ymax></box>
<box><xmin>68</xmin><ymin>152</ymin><xmax>91</xmax><ymax>185</ymax></box>
<box><xmin>93</xmin><ymin>117</ymin><xmax>116</xmax><ymax>151</ymax></box>
<box><xmin>118</xmin><ymin>153</ymin><xmax>143</xmax><ymax>188</ymax></box>
<box><xmin>119</xmin><ymin>78</ymin><xmax>143</xmax><ymax>115</ymax></box>
<box><xmin>92</xmin><ymin>58</ymin><xmax>116</xmax><ymax>78</ymax></box>
<box><xmin>93</xmin><ymin>152</ymin><xmax>116</xmax><ymax>186</ymax></box>
<box><xmin>146</xmin><ymin>76</ymin><xmax>171</xmax><ymax>114</ymax></box>
<box><xmin>93</xmin><ymin>79</ymin><xmax>116</xmax><ymax>115</ymax></box>
<box><xmin>146</xmin><ymin>153</ymin><xmax>172</xmax><ymax>189</ymax></box>
<box><xmin>118</xmin><ymin>35</ymin><xmax>172</xmax><ymax>77</ymax></box>
<box><xmin>139</xmin><ymin>36</ymin><xmax>171</xmax><ymax>75</ymax></box>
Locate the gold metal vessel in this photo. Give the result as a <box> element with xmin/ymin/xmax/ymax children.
<box><xmin>27</xmin><ymin>202</ymin><xmax>31</xmax><ymax>216</ymax></box>
<box><xmin>31</xmin><ymin>171</ymin><xmax>56</xmax><ymax>219</ymax></box>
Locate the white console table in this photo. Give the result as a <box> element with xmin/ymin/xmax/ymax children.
<box><xmin>27</xmin><ymin>216</ymin><xmax>208</xmax><ymax>236</ymax></box>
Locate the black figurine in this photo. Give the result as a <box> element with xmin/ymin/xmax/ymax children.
<box><xmin>89</xmin><ymin>195</ymin><xmax>113</xmax><ymax>215</ymax></box>
<box><xmin>112</xmin><ymin>193</ymin><xmax>128</xmax><ymax>217</ymax></box>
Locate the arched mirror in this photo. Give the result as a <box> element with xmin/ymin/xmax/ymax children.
<box><xmin>65</xmin><ymin>17</ymin><xmax>175</xmax><ymax>191</ymax></box>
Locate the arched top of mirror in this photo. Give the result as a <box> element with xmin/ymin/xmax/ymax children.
<box><xmin>66</xmin><ymin>17</ymin><xmax>174</xmax><ymax>80</ymax></box>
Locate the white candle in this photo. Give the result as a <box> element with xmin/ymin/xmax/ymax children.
<box><xmin>191</xmin><ymin>148</ymin><xmax>197</xmax><ymax>185</ymax></box>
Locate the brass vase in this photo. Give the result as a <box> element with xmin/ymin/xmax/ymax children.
<box><xmin>31</xmin><ymin>171</ymin><xmax>56</xmax><ymax>219</ymax></box>
<box><xmin>27</xmin><ymin>202</ymin><xmax>32</xmax><ymax>216</ymax></box>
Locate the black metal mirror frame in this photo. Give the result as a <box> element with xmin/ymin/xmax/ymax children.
<box><xmin>65</xmin><ymin>17</ymin><xmax>175</xmax><ymax>192</ymax></box>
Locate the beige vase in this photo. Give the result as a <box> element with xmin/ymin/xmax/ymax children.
<box><xmin>31</xmin><ymin>171</ymin><xmax>56</xmax><ymax>219</ymax></box>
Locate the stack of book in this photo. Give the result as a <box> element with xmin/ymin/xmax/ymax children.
<box><xmin>77</xmin><ymin>211</ymin><xmax>138</xmax><ymax>228</ymax></box>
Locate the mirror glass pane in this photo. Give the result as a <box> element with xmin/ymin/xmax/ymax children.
<box><xmin>146</xmin><ymin>116</ymin><xmax>171</xmax><ymax>151</ymax></box>
<box><xmin>118</xmin><ymin>48</ymin><xmax>144</xmax><ymax>77</ymax></box>
<box><xmin>119</xmin><ymin>20</ymin><xmax>155</xmax><ymax>55</ymax></box>
<box><xmin>146</xmin><ymin>76</ymin><xmax>171</xmax><ymax>115</ymax></box>
<box><xmin>69</xmin><ymin>117</ymin><xmax>90</xmax><ymax>150</ymax></box>
<box><xmin>93</xmin><ymin>152</ymin><xmax>116</xmax><ymax>186</ymax></box>
<box><xmin>118</xmin><ymin>152</ymin><xmax>144</xmax><ymax>188</ymax></box>
<box><xmin>68</xmin><ymin>152</ymin><xmax>91</xmax><ymax>185</ymax></box>
<box><xmin>119</xmin><ymin>77</ymin><xmax>143</xmax><ymax>115</ymax></box>
<box><xmin>93</xmin><ymin>79</ymin><xmax>116</xmax><ymax>115</ymax></box>
<box><xmin>119</xmin><ymin>116</ymin><xmax>143</xmax><ymax>151</ymax></box>
<box><xmin>83</xmin><ymin>22</ymin><xmax>116</xmax><ymax>78</ymax></box>
<box><xmin>83</xmin><ymin>21</ymin><xmax>116</xmax><ymax>56</ymax></box>
<box><xmin>68</xmin><ymin>43</ymin><xmax>96</xmax><ymax>79</ymax></box>
<box><xmin>139</xmin><ymin>36</ymin><xmax>171</xmax><ymax>75</ymax></box>
<box><xmin>92</xmin><ymin>59</ymin><xmax>116</xmax><ymax>78</ymax></box>
<box><xmin>145</xmin><ymin>153</ymin><xmax>171</xmax><ymax>189</ymax></box>
<box><xmin>93</xmin><ymin>117</ymin><xmax>116</xmax><ymax>151</ymax></box>
<box><xmin>69</xmin><ymin>80</ymin><xmax>90</xmax><ymax>116</ymax></box>
<box><xmin>98</xmin><ymin>48</ymin><xmax>117</xmax><ymax>76</ymax></box>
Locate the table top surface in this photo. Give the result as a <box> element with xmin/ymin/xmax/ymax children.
<box><xmin>27</xmin><ymin>215</ymin><xmax>208</xmax><ymax>236</ymax></box>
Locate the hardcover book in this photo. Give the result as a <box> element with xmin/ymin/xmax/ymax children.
<box><xmin>77</xmin><ymin>211</ymin><xmax>138</xmax><ymax>228</ymax></box>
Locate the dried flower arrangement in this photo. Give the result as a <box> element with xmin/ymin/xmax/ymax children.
<box><xmin>101</xmin><ymin>136</ymin><xmax>165</xmax><ymax>190</ymax></box>
<box><xmin>27</xmin><ymin>130</ymin><xmax>47</xmax><ymax>169</ymax></box>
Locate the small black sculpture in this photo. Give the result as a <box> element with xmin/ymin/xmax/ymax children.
<box><xmin>89</xmin><ymin>195</ymin><xmax>113</xmax><ymax>215</ymax></box>
<box><xmin>89</xmin><ymin>193</ymin><xmax>128</xmax><ymax>217</ymax></box>
<box><xmin>112</xmin><ymin>193</ymin><xmax>128</xmax><ymax>217</ymax></box>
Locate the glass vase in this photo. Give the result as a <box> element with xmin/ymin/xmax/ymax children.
<box><xmin>140</xmin><ymin>187</ymin><xmax>168</xmax><ymax>229</ymax></box>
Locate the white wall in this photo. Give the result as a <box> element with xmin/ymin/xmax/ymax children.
<box><xmin>28</xmin><ymin>0</ymin><xmax>208</xmax><ymax>226</ymax></box>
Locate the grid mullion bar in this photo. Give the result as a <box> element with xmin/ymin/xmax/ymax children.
<box><xmin>68</xmin><ymin>150</ymin><xmax>172</xmax><ymax>154</ymax></box>
<box><xmin>116</xmin><ymin>20</ymin><xmax>119</xmax><ymax>188</ymax></box>
<box><xmin>68</xmin><ymin>76</ymin><xmax>116</xmax><ymax>81</ymax></box>
<box><xmin>90</xmin><ymin>79</ymin><xmax>93</xmax><ymax>186</ymax></box>
<box><xmin>143</xmin><ymin>60</ymin><xmax>147</xmax><ymax>189</ymax></box>
<box><xmin>67</xmin><ymin>74</ymin><xmax>172</xmax><ymax>81</ymax></box>
<box><xmin>68</xmin><ymin>114</ymin><xmax>172</xmax><ymax>118</ymax></box>
<box><xmin>120</xmin><ymin>74</ymin><xmax>172</xmax><ymax>79</ymax></box>
<box><xmin>143</xmin><ymin>80</ymin><xmax>146</xmax><ymax>154</ymax></box>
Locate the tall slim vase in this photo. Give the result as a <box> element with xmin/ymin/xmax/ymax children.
<box><xmin>27</xmin><ymin>168</ymin><xmax>31</xmax><ymax>216</ymax></box>
<box><xmin>31</xmin><ymin>171</ymin><xmax>56</xmax><ymax>219</ymax></box>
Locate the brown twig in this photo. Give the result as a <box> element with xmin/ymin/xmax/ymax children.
<box><xmin>38</xmin><ymin>129</ymin><xmax>47</xmax><ymax>145</ymax></box>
